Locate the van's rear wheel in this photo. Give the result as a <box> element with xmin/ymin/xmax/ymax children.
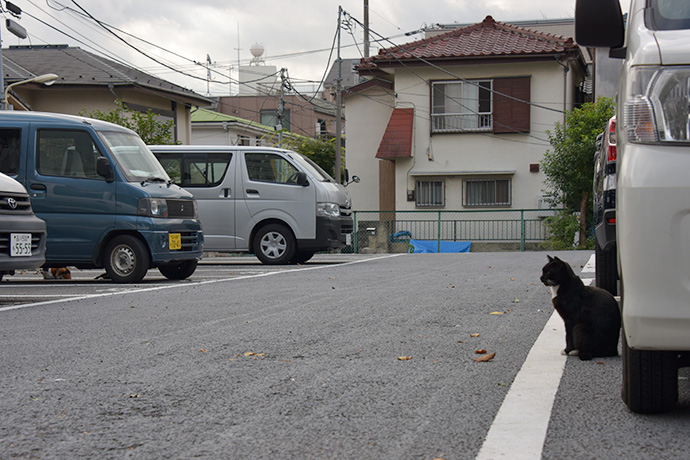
<box><xmin>158</xmin><ymin>260</ymin><xmax>197</xmax><ymax>280</ymax></box>
<box><xmin>104</xmin><ymin>235</ymin><xmax>150</xmax><ymax>283</ymax></box>
<box><xmin>254</xmin><ymin>224</ymin><xmax>295</xmax><ymax>265</ymax></box>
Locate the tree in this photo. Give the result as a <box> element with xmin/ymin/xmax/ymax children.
<box><xmin>282</xmin><ymin>135</ymin><xmax>345</xmax><ymax>181</ymax></box>
<box><xmin>80</xmin><ymin>99</ymin><xmax>177</xmax><ymax>145</ymax></box>
<box><xmin>542</xmin><ymin>97</ymin><xmax>615</xmax><ymax>247</ymax></box>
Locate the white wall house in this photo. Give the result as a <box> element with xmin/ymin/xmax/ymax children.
<box><xmin>190</xmin><ymin>108</ymin><xmax>297</xmax><ymax>146</ymax></box>
<box><xmin>344</xmin><ymin>16</ymin><xmax>586</xmax><ymax>214</ymax></box>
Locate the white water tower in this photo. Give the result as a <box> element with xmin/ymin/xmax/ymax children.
<box><xmin>249</xmin><ymin>42</ymin><xmax>265</xmax><ymax>65</ymax></box>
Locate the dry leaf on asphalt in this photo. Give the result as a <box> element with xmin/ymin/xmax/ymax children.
<box><xmin>475</xmin><ymin>349</ymin><xmax>488</xmax><ymax>354</ymax></box>
<box><xmin>474</xmin><ymin>352</ymin><xmax>496</xmax><ymax>362</ymax></box>
<box><xmin>470</xmin><ymin>333</ymin><xmax>480</xmax><ymax>337</ymax></box>
<box><xmin>398</xmin><ymin>356</ymin><xmax>412</xmax><ymax>361</ymax></box>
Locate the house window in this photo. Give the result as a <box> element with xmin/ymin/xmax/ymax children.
<box><xmin>464</xmin><ymin>178</ymin><xmax>511</xmax><ymax>207</ymax></box>
<box><xmin>432</xmin><ymin>80</ymin><xmax>492</xmax><ymax>133</ymax></box>
<box><xmin>237</xmin><ymin>135</ymin><xmax>250</xmax><ymax>146</ymax></box>
<box><xmin>260</xmin><ymin>109</ymin><xmax>291</xmax><ymax>131</ymax></box>
<box><xmin>431</xmin><ymin>76</ymin><xmax>531</xmax><ymax>134</ymax></box>
<box><xmin>416</xmin><ymin>179</ymin><xmax>445</xmax><ymax>207</ymax></box>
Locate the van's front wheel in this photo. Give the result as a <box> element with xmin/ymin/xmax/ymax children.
<box><xmin>104</xmin><ymin>235</ymin><xmax>150</xmax><ymax>283</ymax></box>
<box><xmin>158</xmin><ymin>260</ymin><xmax>197</xmax><ymax>280</ymax></box>
<box><xmin>254</xmin><ymin>224</ymin><xmax>295</xmax><ymax>265</ymax></box>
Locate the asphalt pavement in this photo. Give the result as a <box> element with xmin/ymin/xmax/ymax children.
<box><xmin>0</xmin><ymin>251</ymin><xmax>689</xmax><ymax>459</ymax></box>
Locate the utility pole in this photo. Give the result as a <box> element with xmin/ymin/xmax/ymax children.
<box><xmin>278</xmin><ymin>68</ymin><xmax>286</xmax><ymax>146</ymax></box>
<box><xmin>363</xmin><ymin>0</ymin><xmax>370</xmax><ymax>58</ymax></box>
<box><xmin>1</xmin><ymin>1</ymin><xmax>29</xmax><ymax>109</ymax></box>
<box><xmin>334</xmin><ymin>6</ymin><xmax>343</xmax><ymax>184</ymax></box>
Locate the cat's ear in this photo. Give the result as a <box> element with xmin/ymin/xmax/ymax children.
<box><xmin>547</xmin><ymin>255</ymin><xmax>553</xmax><ymax>261</ymax></box>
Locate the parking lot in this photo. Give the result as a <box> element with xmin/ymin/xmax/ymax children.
<box><xmin>2</xmin><ymin>251</ymin><xmax>690</xmax><ymax>459</ymax></box>
<box><xmin>0</xmin><ymin>254</ymin><xmax>368</xmax><ymax>308</ymax></box>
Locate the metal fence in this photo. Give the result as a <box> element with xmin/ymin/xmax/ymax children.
<box><xmin>346</xmin><ymin>209</ymin><xmax>558</xmax><ymax>254</ymax></box>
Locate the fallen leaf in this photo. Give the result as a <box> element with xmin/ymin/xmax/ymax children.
<box><xmin>512</xmin><ymin>298</ymin><xmax>520</xmax><ymax>303</ymax></box>
<box><xmin>398</xmin><ymin>356</ymin><xmax>412</xmax><ymax>361</ymax></box>
<box><xmin>474</xmin><ymin>352</ymin><xmax>496</xmax><ymax>362</ymax></box>
<box><xmin>457</xmin><ymin>340</ymin><xmax>466</xmax><ymax>343</ymax></box>
<box><xmin>490</xmin><ymin>311</ymin><xmax>505</xmax><ymax>315</ymax></box>
<box><xmin>597</xmin><ymin>361</ymin><xmax>605</xmax><ymax>365</ymax></box>
<box><xmin>244</xmin><ymin>352</ymin><xmax>256</xmax><ymax>357</ymax></box>
<box><xmin>470</xmin><ymin>333</ymin><xmax>480</xmax><ymax>337</ymax></box>
<box><xmin>475</xmin><ymin>349</ymin><xmax>488</xmax><ymax>354</ymax></box>
<box><xmin>200</xmin><ymin>349</ymin><xmax>208</xmax><ymax>353</ymax></box>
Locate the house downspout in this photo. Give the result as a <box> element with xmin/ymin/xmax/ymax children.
<box><xmin>555</xmin><ymin>55</ymin><xmax>569</xmax><ymax>125</ymax></box>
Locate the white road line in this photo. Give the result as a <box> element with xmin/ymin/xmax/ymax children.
<box><xmin>0</xmin><ymin>254</ymin><xmax>403</xmax><ymax>313</ymax></box>
<box><xmin>476</xmin><ymin>253</ymin><xmax>595</xmax><ymax>460</ymax></box>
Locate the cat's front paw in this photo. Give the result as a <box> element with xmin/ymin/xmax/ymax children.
<box><xmin>562</xmin><ymin>349</ymin><xmax>579</xmax><ymax>356</ymax></box>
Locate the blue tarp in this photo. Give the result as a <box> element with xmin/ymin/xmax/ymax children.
<box><xmin>409</xmin><ymin>239</ymin><xmax>472</xmax><ymax>253</ymax></box>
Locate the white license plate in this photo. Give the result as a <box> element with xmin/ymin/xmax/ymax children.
<box><xmin>10</xmin><ymin>233</ymin><xmax>32</xmax><ymax>257</ymax></box>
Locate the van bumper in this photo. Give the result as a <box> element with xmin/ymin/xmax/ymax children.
<box><xmin>0</xmin><ymin>215</ymin><xmax>47</xmax><ymax>272</ymax></box>
<box><xmin>138</xmin><ymin>219</ymin><xmax>204</xmax><ymax>264</ymax></box>
<box><xmin>298</xmin><ymin>216</ymin><xmax>353</xmax><ymax>251</ymax></box>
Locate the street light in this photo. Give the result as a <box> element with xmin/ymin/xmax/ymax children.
<box><xmin>4</xmin><ymin>73</ymin><xmax>59</xmax><ymax>110</ymax></box>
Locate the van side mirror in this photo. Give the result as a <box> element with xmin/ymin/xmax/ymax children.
<box><xmin>296</xmin><ymin>171</ymin><xmax>309</xmax><ymax>186</ymax></box>
<box><xmin>96</xmin><ymin>156</ymin><xmax>114</xmax><ymax>182</ymax></box>
<box><xmin>575</xmin><ymin>0</ymin><xmax>625</xmax><ymax>49</ymax></box>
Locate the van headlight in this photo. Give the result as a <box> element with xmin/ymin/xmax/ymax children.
<box><xmin>317</xmin><ymin>202</ymin><xmax>340</xmax><ymax>218</ymax></box>
<box><xmin>138</xmin><ymin>198</ymin><xmax>169</xmax><ymax>217</ymax></box>
<box><xmin>624</xmin><ymin>66</ymin><xmax>690</xmax><ymax>143</ymax></box>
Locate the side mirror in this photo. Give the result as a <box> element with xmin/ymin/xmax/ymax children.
<box><xmin>96</xmin><ymin>156</ymin><xmax>114</xmax><ymax>183</ymax></box>
<box><xmin>345</xmin><ymin>175</ymin><xmax>360</xmax><ymax>187</ymax></box>
<box><xmin>296</xmin><ymin>171</ymin><xmax>309</xmax><ymax>187</ymax></box>
<box><xmin>575</xmin><ymin>0</ymin><xmax>625</xmax><ymax>49</ymax></box>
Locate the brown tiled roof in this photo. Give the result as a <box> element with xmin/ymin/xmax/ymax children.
<box><xmin>376</xmin><ymin>108</ymin><xmax>414</xmax><ymax>159</ymax></box>
<box><xmin>360</xmin><ymin>16</ymin><xmax>578</xmax><ymax>69</ymax></box>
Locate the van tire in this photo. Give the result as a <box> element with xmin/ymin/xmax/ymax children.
<box><xmin>104</xmin><ymin>235</ymin><xmax>150</xmax><ymax>283</ymax></box>
<box><xmin>291</xmin><ymin>250</ymin><xmax>315</xmax><ymax>264</ymax></box>
<box><xmin>158</xmin><ymin>260</ymin><xmax>197</xmax><ymax>280</ymax></box>
<box><xmin>622</xmin><ymin>332</ymin><xmax>678</xmax><ymax>413</ymax></box>
<box><xmin>254</xmin><ymin>224</ymin><xmax>295</xmax><ymax>265</ymax></box>
<box><xmin>596</xmin><ymin>242</ymin><xmax>618</xmax><ymax>296</ymax></box>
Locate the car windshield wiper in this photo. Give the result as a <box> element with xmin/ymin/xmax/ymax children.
<box><xmin>141</xmin><ymin>176</ymin><xmax>169</xmax><ymax>185</ymax></box>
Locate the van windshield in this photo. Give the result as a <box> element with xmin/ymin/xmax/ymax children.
<box><xmin>650</xmin><ymin>0</ymin><xmax>690</xmax><ymax>29</ymax></box>
<box><xmin>98</xmin><ymin>131</ymin><xmax>171</xmax><ymax>183</ymax></box>
<box><xmin>287</xmin><ymin>151</ymin><xmax>334</xmax><ymax>183</ymax></box>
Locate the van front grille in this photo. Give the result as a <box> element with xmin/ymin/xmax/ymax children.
<box><xmin>0</xmin><ymin>193</ymin><xmax>33</xmax><ymax>214</ymax></box>
<box><xmin>166</xmin><ymin>199</ymin><xmax>196</xmax><ymax>218</ymax></box>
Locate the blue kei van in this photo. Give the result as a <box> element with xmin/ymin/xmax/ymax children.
<box><xmin>0</xmin><ymin>111</ymin><xmax>203</xmax><ymax>283</ymax></box>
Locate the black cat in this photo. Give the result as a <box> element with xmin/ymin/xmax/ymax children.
<box><xmin>540</xmin><ymin>255</ymin><xmax>621</xmax><ymax>360</ymax></box>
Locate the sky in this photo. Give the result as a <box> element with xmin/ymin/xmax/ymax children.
<box><xmin>4</xmin><ymin>0</ymin><xmax>601</xmax><ymax>97</ymax></box>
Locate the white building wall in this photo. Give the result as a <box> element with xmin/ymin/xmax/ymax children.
<box><xmin>344</xmin><ymin>85</ymin><xmax>395</xmax><ymax>212</ymax></box>
<box><xmin>389</xmin><ymin>61</ymin><xmax>568</xmax><ymax>211</ymax></box>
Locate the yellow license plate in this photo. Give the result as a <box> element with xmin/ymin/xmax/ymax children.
<box><xmin>169</xmin><ymin>233</ymin><xmax>181</xmax><ymax>250</ymax></box>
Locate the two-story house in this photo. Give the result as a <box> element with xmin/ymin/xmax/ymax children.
<box><xmin>345</xmin><ymin>16</ymin><xmax>586</xmax><ymax>217</ymax></box>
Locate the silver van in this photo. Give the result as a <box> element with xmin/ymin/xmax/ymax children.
<box><xmin>150</xmin><ymin>145</ymin><xmax>353</xmax><ymax>264</ymax></box>
<box><xmin>577</xmin><ymin>0</ymin><xmax>690</xmax><ymax>413</ymax></box>
<box><xmin>0</xmin><ymin>171</ymin><xmax>46</xmax><ymax>281</ymax></box>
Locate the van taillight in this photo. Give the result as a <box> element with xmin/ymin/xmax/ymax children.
<box><xmin>608</xmin><ymin>144</ymin><xmax>617</xmax><ymax>162</ymax></box>
<box><xmin>607</xmin><ymin>119</ymin><xmax>617</xmax><ymax>162</ymax></box>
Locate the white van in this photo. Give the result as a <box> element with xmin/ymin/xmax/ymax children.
<box><xmin>150</xmin><ymin>145</ymin><xmax>353</xmax><ymax>264</ymax></box>
<box><xmin>576</xmin><ymin>0</ymin><xmax>690</xmax><ymax>413</ymax></box>
<box><xmin>0</xmin><ymin>172</ymin><xmax>46</xmax><ymax>281</ymax></box>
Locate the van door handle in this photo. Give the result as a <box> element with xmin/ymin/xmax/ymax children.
<box><xmin>220</xmin><ymin>188</ymin><xmax>231</xmax><ymax>198</ymax></box>
<box><xmin>29</xmin><ymin>183</ymin><xmax>47</xmax><ymax>198</ymax></box>
<box><xmin>246</xmin><ymin>189</ymin><xmax>259</xmax><ymax>195</ymax></box>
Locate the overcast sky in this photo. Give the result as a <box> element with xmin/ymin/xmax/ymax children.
<box><xmin>5</xmin><ymin>0</ymin><xmax>619</xmax><ymax>97</ymax></box>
